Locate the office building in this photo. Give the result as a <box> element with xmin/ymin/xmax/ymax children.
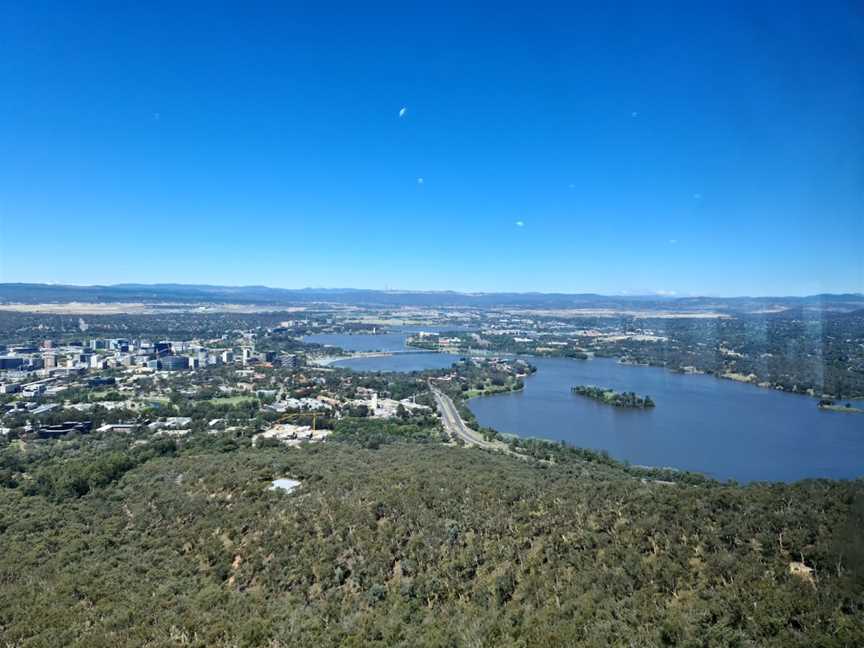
<box><xmin>0</xmin><ymin>357</ymin><xmax>25</xmax><ymax>370</ymax></box>
<box><xmin>159</xmin><ymin>356</ymin><xmax>190</xmax><ymax>371</ymax></box>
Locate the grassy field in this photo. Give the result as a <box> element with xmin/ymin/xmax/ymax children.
<box><xmin>208</xmin><ymin>395</ymin><xmax>258</xmax><ymax>406</ymax></box>
<box><xmin>464</xmin><ymin>381</ymin><xmax>523</xmax><ymax>399</ymax></box>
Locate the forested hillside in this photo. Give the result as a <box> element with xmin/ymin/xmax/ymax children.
<box><xmin>1</xmin><ymin>430</ymin><xmax>862</xmax><ymax>647</ymax></box>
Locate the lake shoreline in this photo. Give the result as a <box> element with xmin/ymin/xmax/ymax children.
<box><xmin>467</xmin><ymin>355</ymin><xmax>864</xmax><ymax>483</ymax></box>
<box><xmin>304</xmin><ymin>331</ymin><xmax>864</xmax><ymax>482</ymax></box>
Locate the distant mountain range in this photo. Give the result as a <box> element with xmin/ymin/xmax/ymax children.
<box><xmin>0</xmin><ymin>283</ymin><xmax>862</xmax><ymax>312</ymax></box>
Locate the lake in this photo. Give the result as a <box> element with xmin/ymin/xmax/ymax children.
<box><xmin>302</xmin><ymin>330</ymin><xmax>464</xmax><ymax>372</ymax></box>
<box><xmin>469</xmin><ymin>357</ymin><xmax>864</xmax><ymax>483</ymax></box>
<box><xmin>305</xmin><ymin>332</ymin><xmax>863</xmax><ymax>482</ymax></box>
<box><xmin>302</xmin><ymin>325</ymin><xmax>472</xmax><ymax>353</ymax></box>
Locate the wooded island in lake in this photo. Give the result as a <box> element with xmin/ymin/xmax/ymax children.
<box><xmin>572</xmin><ymin>385</ymin><xmax>656</xmax><ymax>408</ymax></box>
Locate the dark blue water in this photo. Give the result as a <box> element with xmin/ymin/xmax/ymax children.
<box><xmin>468</xmin><ymin>357</ymin><xmax>864</xmax><ymax>483</ymax></box>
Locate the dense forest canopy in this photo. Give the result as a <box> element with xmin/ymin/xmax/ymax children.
<box><xmin>1</xmin><ymin>426</ymin><xmax>862</xmax><ymax>647</ymax></box>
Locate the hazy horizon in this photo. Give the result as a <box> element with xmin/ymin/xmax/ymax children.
<box><xmin>1</xmin><ymin>280</ymin><xmax>862</xmax><ymax>301</ymax></box>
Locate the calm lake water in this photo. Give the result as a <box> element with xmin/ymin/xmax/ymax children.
<box><xmin>306</xmin><ymin>332</ymin><xmax>863</xmax><ymax>482</ymax></box>
<box><xmin>304</xmin><ymin>329</ymin><xmax>463</xmax><ymax>372</ymax></box>
<box><xmin>470</xmin><ymin>357</ymin><xmax>864</xmax><ymax>483</ymax></box>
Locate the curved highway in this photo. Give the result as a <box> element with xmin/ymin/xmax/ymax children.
<box><xmin>430</xmin><ymin>385</ymin><xmax>509</xmax><ymax>451</ymax></box>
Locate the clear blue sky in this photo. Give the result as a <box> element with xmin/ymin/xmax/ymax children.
<box><xmin>1</xmin><ymin>1</ymin><xmax>862</xmax><ymax>296</ymax></box>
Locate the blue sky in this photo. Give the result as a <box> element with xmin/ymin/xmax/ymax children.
<box><xmin>1</xmin><ymin>1</ymin><xmax>862</xmax><ymax>296</ymax></box>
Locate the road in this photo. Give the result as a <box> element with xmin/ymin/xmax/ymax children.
<box><xmin>430</xmin><ymin>385</ymin><xmax>509</xmax><ymax>451</ymax></box>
